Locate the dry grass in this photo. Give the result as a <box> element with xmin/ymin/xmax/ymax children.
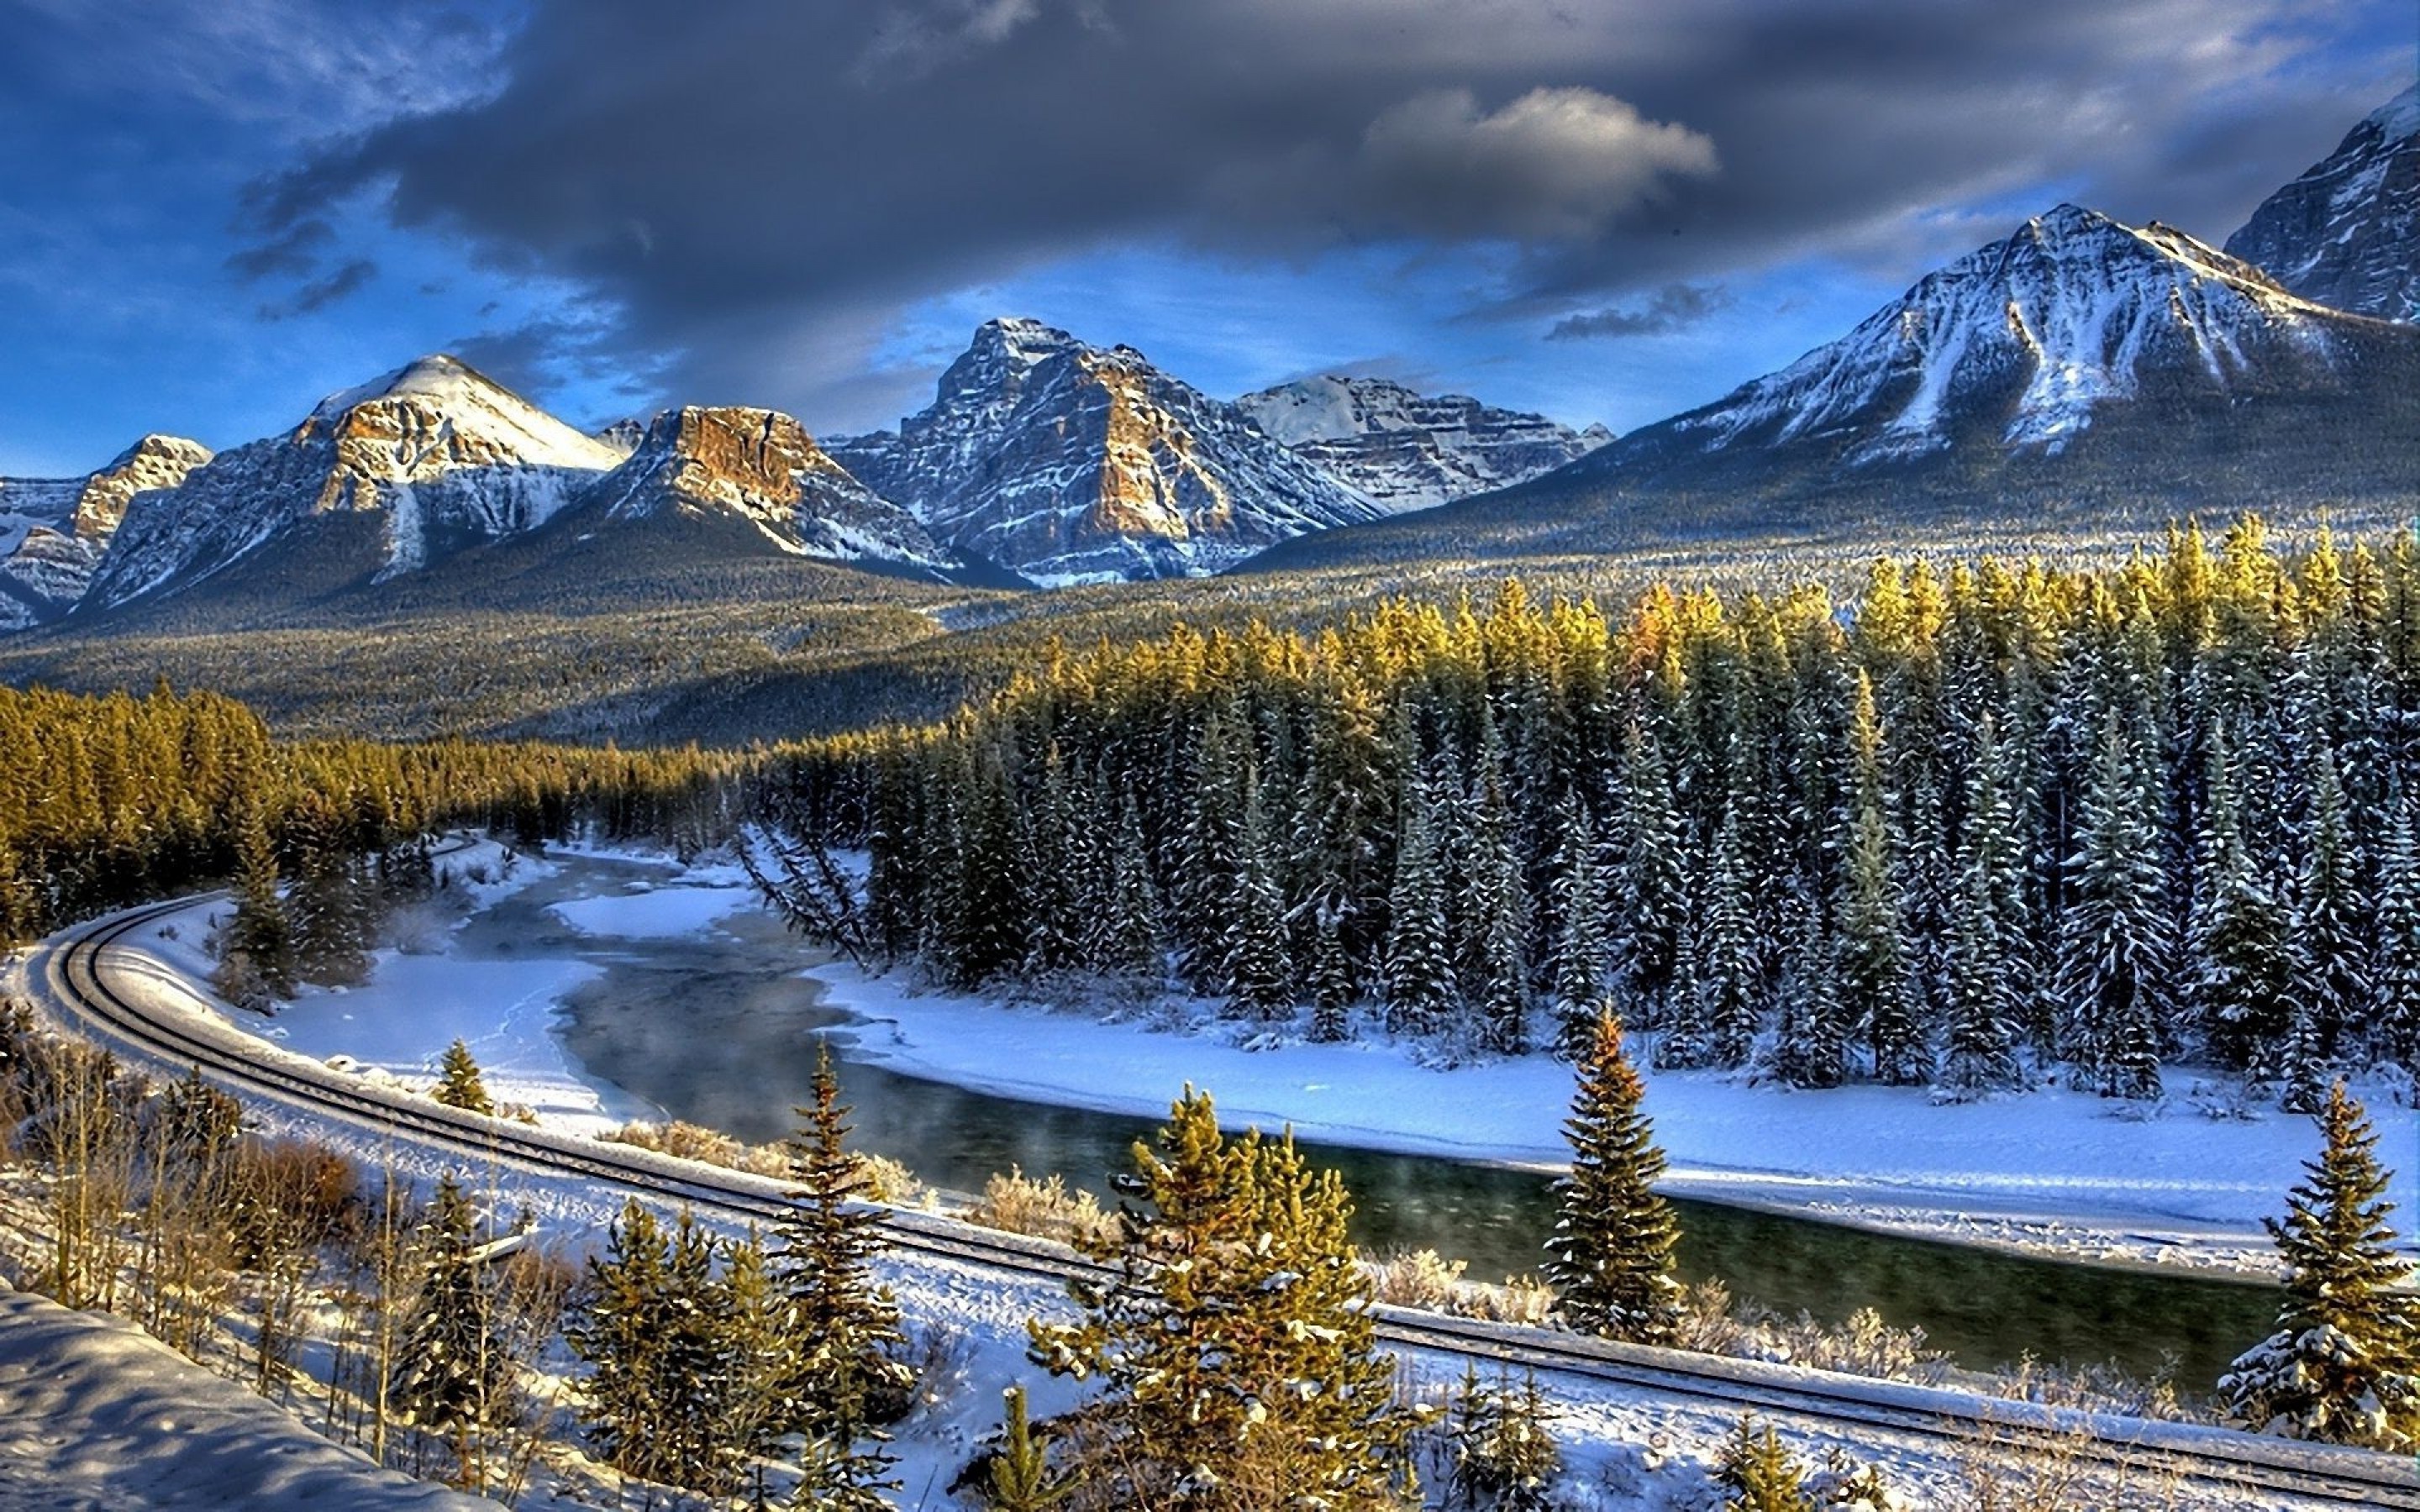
<box><xmin>964</xmin><ymin>1168</ymin><xmax>1115</xmax><ymax>1249</ymax></box>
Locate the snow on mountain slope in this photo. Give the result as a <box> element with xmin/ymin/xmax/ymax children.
<box><xmin>84</xmin><ymin>356</ymin><xmax>619</xmax><ymax>611</ymax></box>
<box><xmin>1236</xmin><ymin>374</ymin><xmax>1608</xmax><ymax>512</ymax></box>
<box><xmin>1645</xmin><ymin>204</ymin><xmax>2361</xmax><ymax>465</ymax></box>
<box><xmin>829</xmin><ymin>318</ymin><xmax>1383</xmax><ymax>584</ymax></box>
<box><xmin>0</xmin><ymin>434</ymin><xmax>212</xmax><ymax>628</ymax></box>
<box><xmin>575</xmin><ymin>405</ymin><xmax>950</xmax><ymax>571</ymax></box>
<box><xmin>2225</xmin><ymin>84</ymin><xmax>2419</xmax><ymax>322</ymax></box>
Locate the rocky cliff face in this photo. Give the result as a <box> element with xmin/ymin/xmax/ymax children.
<box><xmin>1236</xmin><ymin>374</ymin><xmax>1606</xmax><ymax>512</ymax></box>
<box><xmin>830</xmin><ymin>318</ymin><xmax>1381</xmax><ymax>584</ymax></box>
<box><xmin>0</xmin><ymin>434</ymin><xmax>213</xmax><ymax>627</ymax></box>
<box><xmin>576</xmin><ymin>405</ymin><xmax>948</xmax><ymax>570</ymax></box>
<box><xmin>84</xmin><ymin>355</ymin><xmax>623</xmax><ymax>611</ymax></box>
<box><xmin>2225</xmin><ymin>85</ymin><xmax>2419</xmax><ymax>323</ymax></box>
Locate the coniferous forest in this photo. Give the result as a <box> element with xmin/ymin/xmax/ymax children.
<box><xmin>0</xmin><ymin>680</ymin><xmax>747</xmax><ymax>947</ymax></box>
<box><xmin>776</xmin><ymin>518</ymin><xmax>2420</xmax><ymax>1105</ymax></box>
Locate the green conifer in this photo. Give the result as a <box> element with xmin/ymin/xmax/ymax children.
<box><xmin>1544</xmin><ymin>1008</ymin><xmax>1682</xmax><ymax>1344</ymax></box>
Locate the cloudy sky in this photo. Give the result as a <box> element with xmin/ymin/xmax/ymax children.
<box><xmin>1</xmin><ymin>0</ymin><xmax>2409</xmax><ymax>475</ymax></box>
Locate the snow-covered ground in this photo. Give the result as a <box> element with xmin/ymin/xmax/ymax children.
<box><xmin>818</xmin><ymin>958</ymin><xmax>2420</xmax><ymax>1278</ymax></box>
<box><xmin>14</xmin><ymin>838</ymin><xmax>2401</xmax><ymax>1510</ymax></box>
<box><xmin>162</xmin><ymin>837</ymin><xmax>2420</xmax><ymax>1279</ymax></box>
<box><xmin>0</xmin><ymin>1282</ymin><xmax>502</xmax><ymax>1512</ymax></box>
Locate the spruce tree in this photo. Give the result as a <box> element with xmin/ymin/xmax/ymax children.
<box><xmin>1546</xmin><ymin>798</ymin><xmax>1609</xmax><ymax>1056</ymax></box>
<box><xmin>1770</xmin><ymin>896</ymin><xmax>1846</xmax><ymax>1090</ymax></box>
<box><xmin>566</xmin><ymin>1199</ymin><xmax>670</xmax><ymax>1481</ymax></box>
<box><xmin>434</xmin><ymin>1039</ymin><xmax>494</xmax><ymax>1116</ymax></box>
<box><xmin>1838</xmin><ymin>676</ymin><xmax>1924</xmax><ymax>1084</ymax></box>
<box><xmin>773</xmin><ymin>1045</ymin><xmax>909</xmax><ymax>1494</ymax></box>
<box><xmin>2373</xmin><ymin>790</ymin><xmax>2420</xmax><ymax>1074</ymax></box>
<box><xmin>1693</xmin><ymin>801</ymin><xmax>1761</xmax><ymax>1070</ymax></box>
<box><xmin>1029</xmin><ymin>1087</ymin><xmax>1414</xmax><ymax>1509</ymax></box>
<box><xmin>1544</xmin><ymin>1007</ymin><xmax>1682</xmax><ymax>1344</ymax></box>
<box><xmin>1939</xmin><ymin>716</ymin><xmax>2024</xmax><ymax>1096</ymax></box>
<box><xmin>1613</xmin><ymin>723</ymin><xmax>1688</xmax><ymax>1027</ymax></box>
<box><xmin>2286</xmin><ymin>727</ymin><xmax>2362</xmax><ymax>1100</ymax></box>
<box><xmin>218</xmin><ymin>790</ymin><xmax>293</xmax><ymax>1008</ymax></box>
<box><xmin>1461</xmin><ymin>757</ymin><xmax>1531</xmax><ymax>1056</ymax></box>
<box><xmin>393</xmin><ymin>1174</ymin><xmax>508</xmax><ymax>1452</ymax></box>
<box><xmin>981</xmin><ymin>1384</ymin><xmax>1073</xmax><ymax>1511</ymax></box>
<box><xmin>2057</xmin><ymin>713</ymin><xmax>2173</xmax><ymax>1100</ymax></box>
<box><xmin>2191</xmin><ymin>722</ymin><xmax>2291</xmax><ymax>1079</ymax></box>
<box><xmin>1383</xmin><ymin>768</ymin><xmax>1456</xmax><ymax>1036</ymax></box>
<box><xmin>1223</xmin><ymin>765</ymin><xmax>1294</xmax><ymax>1020</ymax></box>
<box><xmin>1096</xmin><ymin>795</ymin><xmax>1166</xmax><ymax>990</ymax></box>
<box><xmin>2219</xmin><ymin>1084</ymin><xmax>2420</xmax><ymax>1450</ymax></box>
<box><xmin>1716</xmin><ymin>1417</ymin><xmax>1816</xmax><ymax>1512</ymax></box>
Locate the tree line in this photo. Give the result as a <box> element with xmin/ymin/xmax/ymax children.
<box><xmin>771</xmin><ymin>517</ymin><xmax>2420</xmax><ymax>1104</ymax></box>
<box><xmin>0</xmin><ymin>680</ymin><xmax>755</xmax><ymax>949</ymax></box>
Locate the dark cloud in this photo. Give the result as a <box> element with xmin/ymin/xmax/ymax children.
<box><xmin>1548</xmin><ymin>282</ymin><xmax>1732</xmax><ymax>341</ymax></box>
<box><xmin>255</xmin><ymin>257</ymin><xmax>376</xmax><ymax>318</ymax></box>
<box><xmin>224</xmin><ymin>217</ymin><xmax>334</xmax><ymax>280</ymax></box>
<box><xmin>240</xmin><ymin>0</ymin><xmax>2407</xmax><ymax>421</ymax></box>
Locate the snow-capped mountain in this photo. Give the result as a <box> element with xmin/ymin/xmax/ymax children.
<box><xmin>1234</xmin><ymin>375</ymin><xmax>1608</xmax><ymax>512</ymax></box>
<box><xmin>1626</xmin><ymin>204</ymin><xmax>2373</xmax><ymax>469</ymax></box>
<box><xmin>573</xmin><ymin>406</ymin><xmax>949</xmax><ymax>571</ymax></box>
<box><xmin>83</xmin><ymin>355</ymin><xmax>623</xmax><ymax>612</ymax></box>
<box><xmin>829</xmin><ymin>318</ymin><xmax>1383</xmax><ymax>584</ymax></box>
<box><xmin>595</xmin><ymin>417</ymin><xmax>648</xmax><ymax>456</ymax></box>
<box><xmin>2224</xmin><ymin>84</ymin><xmax>2418</xmax><ymax>323</ymax></box>
<box><xmin>0</xmin><ymin>434</ymin><xmax>212</xmax><ymax>627</ymax></box>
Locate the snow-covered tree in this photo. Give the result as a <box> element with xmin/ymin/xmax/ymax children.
<box><xmin>2219</xmin><ymin>1084</ymin><xmax>2420</xmax><ymax>1450</ymax></box>
<box><xmin>1545</xmin><ymin>1007</ymin><xmax>1682</xmax><ymax>1344</ymax></box>
<box><xmin>1383</xmin><ymin>768</ymin><xmax>1456</xmax><ymax>1036</ymax></box>
<box><xmin>1029</xmin><ymin>1087</ymin><xmax>1415</xmax><ymax>1508</ymax></box>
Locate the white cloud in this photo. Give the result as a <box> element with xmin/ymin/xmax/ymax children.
<box><xmin>1356</xmin><ymin>87</ymin><xmax>1721</xmax><ymax>240</ymax></box>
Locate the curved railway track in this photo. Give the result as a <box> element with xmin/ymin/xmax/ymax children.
<box><xmin>37</xmin><ymin>890</ymin><xmax>2420</xmax><ymax>1510</ymax></box>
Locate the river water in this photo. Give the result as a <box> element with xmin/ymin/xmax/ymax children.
<box><xmin>500</xmin><ymin>853</ymin><xmax>2277</xmax><ymax>1389</ymax></box>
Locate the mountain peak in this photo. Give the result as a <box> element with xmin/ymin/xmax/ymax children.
<box><xmin>2224</xmin><ymin>84</ymin><xmax>2420</xmax><ymax>321</ymax></box>
<box><xmin>1651</xmin><ymin>202</ymin><xmax>2367</xmax><ymax>467</ymax></box>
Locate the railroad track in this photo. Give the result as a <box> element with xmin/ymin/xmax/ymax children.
<box><xmin>37</xmin><ymin>889</ymin><xmax>2420</xmax><ymax>1510</ymax></box>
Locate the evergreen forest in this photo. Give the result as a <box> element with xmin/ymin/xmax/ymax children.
<box><xmin>775</xmin><ymin>517</ymin><xmax>2420</xmax><ymax>1105</ymax></box>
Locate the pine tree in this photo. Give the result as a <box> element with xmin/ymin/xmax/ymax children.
<box><xmin>1838</xmin><ymin>675</ymin><xmax>1924</xmax><ymax>1084</ymax></box>
<box><xmin>2057</xmin><ymin>713</ymin><xmax>2173</xmax><ymax>1100</ymax></box>
<box><xmin>773</xmin><ymin>1045</ymin><xmax>909</xmax><ymax>1494</ymax></box>
<box><xmin>1546</xmin><ymin>798</ymin><xmax>1609</xmax><ymax>1057</ymax></box>
<box><xmin>2374</xmin><ymin>790</ymin><xmax>2420</xmax><ymax>1074</ymax></box>
<box><xmin>1613</xmin><ymin>722</ymin><xmax>1688</xmax><ymax>1026</ymax></box>
<box><xmin>1716</xmin><ymin>1417</ymin><xmax>1816</xmax><ymax>1512</ymax></box>
<box><xmin>1096</xmin><ymin>795</ymin><xmax>1166</xmax><ymax>990</ymax></box>
<box><xmin>218</xmin><ymin>790</ymin><xmax>293</xmax><ymax>1009</ymax></box>
<box><xmin>1693</xmin><ymin>801</ymin><xmax>1761</xmax><ymax>1069</ymax></box>
<box><xmin>1223</xmin><ymin>764</ymin><xmax>1294</xmax><ymax>1020</ymax></box>
<box><xmin>566</xmin><ymin>1199</ymin><xmax>670</xmax><ymax>1481</ymax></box>
<box><xmin>434</xmin><ymin>1039</ymin><xmax>493</xmax><ymax>1116</ymax></box>
<box><xmin>2218</xmin><ymin>1084</ymin><xmax>2420</xmax><ymax>1450</ymax></box>
<box><xmin>1383</xmin><ymin>768</ymin><xmax>1456</xmax><ymax>1036</ymax></box>
<box><xmin>1939</xmin><ymin>716</ymin><xmax>2024</xmax><ymax>1096</ymax></box>
<box><xmin>392</xmin><ymin>1174</ymin><xmax>508</xmax><ymax>1451</ymax></box>
<box><xmin>2286</xmin><ymin>726</ymin><xmax>2362</xmax><ymax>1102</ymax></box>
<box><xmin>1544</xmin><ymin>1007</ymin><xmax>1682</xmax><ymax>1344</ymax></box>
<box><xmin>2191</xmin><ymin>722</ymin><xmax>2291</xmax><ymax>1080</ymax></box>
<box><xmin>1028</xmin><ymin>1087</ymin><xmax>1415</xmax><ymax>1509</ymax></box>
<box><xmin>1442</xmin><ymin>1365</ymin><xmax>1561</xmax><ymax>1512</ymax></box>
<box><xmin>714</xmin><ymin>1226</ymin><xmax>793</xmax><ymax>1502</ymax></box>
<box><xmin>980</xmin><ymin>1384</ymin><xmax>1073</xmax><ymax>1511</ymax></box>
<box><xmin>1461</xmin><ymin>755</ymin><xmax>1531</xmax><ymax>1056</ymax></box>
<box><xmin>1770</xmin><ymin>897</ymin><xmax>1846</xmax><ymax>1090</ymax></box>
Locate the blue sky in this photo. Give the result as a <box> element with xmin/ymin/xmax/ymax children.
<box><xmin>1</xmin><ymin>0</ymin><xmax>2410</xmax><ymax>477</ymax></box>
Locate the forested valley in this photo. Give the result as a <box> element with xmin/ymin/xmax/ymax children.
<box><xmin>771</xmin><ymin>517</ymin><xmax>2420</xmax><ymax>1106</ymax></box>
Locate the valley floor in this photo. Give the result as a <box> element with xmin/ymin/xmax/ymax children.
<box><xmin>155</xmin><ymin>840</ymin><xmax>2420</xmax><ymax>1283</ymax></box>
<box><xmin>18</xmin><ymin>837</ymin><xmax>2411</xmax><ymax>1510</ymax></box>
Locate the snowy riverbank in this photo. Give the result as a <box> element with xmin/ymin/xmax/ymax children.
<box><xmin>124</xmin><ymin>840</ymin><xmax>2420</xmax><ymax>1279</ymax></box>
